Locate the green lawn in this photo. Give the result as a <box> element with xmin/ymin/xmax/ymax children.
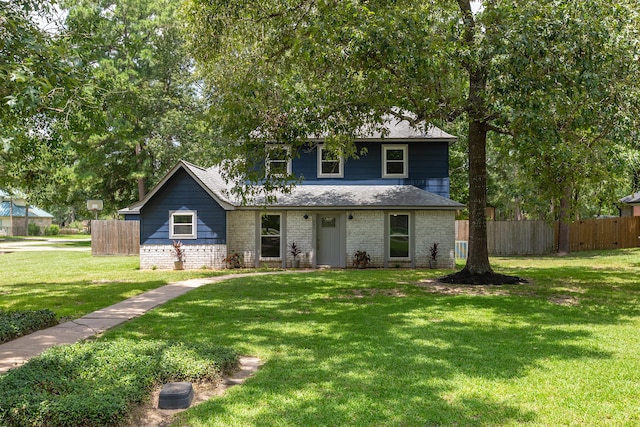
<box><xmin>2</xmin><ymin>249</ymin><xmax>640</xmax><ymax>426</ymax></box>
<box><xmin>99</xmin><ymin>249</ymin><xmax>640</xmax><ymax>426</ymax></box>
<box><xmin>0</xmin><ymin>251</ymin><xmax>237</xmax><ymax>319</ymax></box>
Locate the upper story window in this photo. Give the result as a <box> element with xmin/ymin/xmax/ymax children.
<box><xmin>260</xmin><ymin>214</ymin><xmax>281</xmax><ymax>258</ymax></box>
<box><xmin>170</xmin><ymin>210</ymin><xmax>197</xmax><ymax>239</ymax></box>
<box><xmin>266</xmin><ymin>145</ymin><xmax>291</xmax><ymax>177</ymax></box>
<box><xmin>382</xmin><ymin>145</ymin><xmax>408</xmax><ymax>178</ymax></box>
<box><xmin>317</xmin><ymin>145</ymin><xmax>344</xmax><ymax>178</ymax></box>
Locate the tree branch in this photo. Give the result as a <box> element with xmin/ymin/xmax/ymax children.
<box><xmin>486</xmin><ymin>123</ymin><xmax>513</xmax><ymax>136</ymax></box>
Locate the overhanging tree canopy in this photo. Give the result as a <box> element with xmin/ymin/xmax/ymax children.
<box><xmin>55</xmin><ymin>0</ymin><xmax>221</xmax><ymax>213</ymax></box>
<box><xmin>0</xmin><ymin>0</ymin><xmax>78</xmax><ymax>200</ymax></box>
<box><xmin>186</xmin><ymin>0</ymin><xmax>638</xmax><ymax>281</ymax></box>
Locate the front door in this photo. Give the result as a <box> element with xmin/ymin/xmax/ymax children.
<box><xmin>316</xmin><ymin>213</ymin><xmax>344</xmax><ymax>267</ymax></box>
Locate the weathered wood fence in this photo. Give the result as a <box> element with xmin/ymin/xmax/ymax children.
<box><xmin>91</xmin><ymin>220</ymin><xmax>140</xmax><ymax>256</ymax></box>
<box><xmin>455</xmin><ymin>217</ymin><xmax>640</xmax><ymax>256</ymax></box>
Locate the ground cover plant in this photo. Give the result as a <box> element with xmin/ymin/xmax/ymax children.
<box><xmin>0</xmin><ymin>339</ymin><xmax>238</xmax><ymax>427</ymax></box>
<box><xmin>98</xmin><ymin>249</ymin><xmax>640</xmax><ymax>426</ymax></box>
<box><xmin>0</xmin><ymin>309</ymin><xmax>57</xmax><ymax>343</ymax></box>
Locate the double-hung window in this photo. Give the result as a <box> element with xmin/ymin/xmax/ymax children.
<box><xmin>389</xmin><ymin>213</ymin><xmax>410</xmax><ymax>258</ymax></box>
<box><xmin>261</xmin><ymin>214</ymin><xmax>281</xmax><ymax>258</ymax></box>
<box><xmin>170</xmin><ymin>210</ymin><xmax>197</xmax><ymax>239</ymax></box>
<box><xmin>317</xmin><ymin>145</ymin><xmax>344</xmax><ymax>178</ymax></box>
<box><xmin>382</xmin><ymin>145</ymin><xmax>408</xmax><ymax>178</ymax></box>
<box><xmin>266</xmin><ymin>145</ymin><xmax>291</xmax><ymax>177</ymax></box>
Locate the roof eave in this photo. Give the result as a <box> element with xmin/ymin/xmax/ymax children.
<box><xmin>236</xmin><ymin>204</ymin><xmax>464</xmax><ymax>211</ymax></box>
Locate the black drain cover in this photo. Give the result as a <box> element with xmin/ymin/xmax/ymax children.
<box><xmin>158</xmin><ymin>382</ymin><xmax>194</xmax><ymax>409</ymax></box>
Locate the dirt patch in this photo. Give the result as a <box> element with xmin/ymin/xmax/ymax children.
<box><xmin>347</xmin><ymin>288</ymin><xmax>407</xmax><ymax>298</ymax></box>
<box><xmin>548</xmin><ymin>295</ymin><xmax>580</xmax><ymax>306</ymax></box>
<box><xmin>125</xmin><ymin>356</ymin><xmax>263</xmax><ymax>427</ymax></box>
<box><xmin>416</xmin><ymin>279</ymin><xmax>516</xmax><ymax>296</ymax></box>
<box><xmin>417</xmin><ymin>279</ymin><xmax>580</xmax><ymax>305</ymax></box>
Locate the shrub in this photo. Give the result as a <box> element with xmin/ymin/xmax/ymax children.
<box><xmin>0</xmin><ymin>309</ymin><xmax>58</xmax><ymax>344</ymax></box>
<box><xmin>27</xmin><ymin>223</ymin><xmax>41</xmax><ymax>236</ymax></box>
<box><xmin>44</xmin><ymin>225</ymin><xmax>60</xmax><ymax>236</ymax></box>
<box><xmin>0</xmin><ymin>339</ymin><xmax>238</xmax><ymax>427</ymax></box>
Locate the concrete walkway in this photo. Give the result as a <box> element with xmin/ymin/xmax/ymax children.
<box><xmin>0</xmin><ymin>237</ymin><xmax>91</xmax><ymax>252</ymax></box>
<box><xmin>0</xmin><ymin>272</ymin><xmax>294</xmax><ymax>374</ymax></box>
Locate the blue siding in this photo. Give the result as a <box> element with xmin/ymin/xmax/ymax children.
<box><xmin>293</xmin><ymin>142</ymin><xmax>451</xmax><ymax>198</ymax></box>
<box><xmin>140</xmin><ymin>168</ymin><xmax>226</xmax><ymax>245</ymax></box>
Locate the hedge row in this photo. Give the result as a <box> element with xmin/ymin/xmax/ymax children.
<box><xmin>0</xmin><ymin>309</ymin><xmax>58</xmax><ymax>344</ymax></box>
<box><xmin>0</xmin><ymin>339</ymin><xmax>239</xmax><ymax>427</ymax></box>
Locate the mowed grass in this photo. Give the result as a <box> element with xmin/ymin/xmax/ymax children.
<box><xmin>2</xmin><ymin>249</ymin><xmax>639</xmax><ymax>425</ymax></box>
<box><xmin>93</xmin><ymin>249</ymin><xmax>640</xmax><ymax>426</ymax></box>
<box><xmin>0</xmin><ymin>251</ymin><xmax>237</xmax><ymax>319</ymax></box>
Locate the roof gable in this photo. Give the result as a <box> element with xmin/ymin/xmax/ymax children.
<box><xmin>118</xmin><ymin>161</ymin><xmax>235</xmax><ymax>215</ymax></box>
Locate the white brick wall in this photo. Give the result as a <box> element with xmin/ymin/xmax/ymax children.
<box><xmin>140</xmin><ymin>208</ymin><xmax>455</xmax><ymax>270</ymax></box>
<box><xmin>346</xmin><ymin>210</ymin><xmax>385</xmax><ymax>267</ymax></box>
<box><xmin>226</xmin><ymin>211</ymin><xmax>256</xmax><ymax>267</ymax></box>
<box><xmin>140</xmin><ymin>244</ymin><xmax>226</xmax><ymax>270</ymax></box>
<box><xmin>285</xmin><ymin>211</ymin><xmax>314</xmax><ymax>268</ymax></box>
<box><xmin>346</xmin><ymin>210</ymin><xmax>456</xmax><ymax>268</ymax></box>
<box><xmin>415</xmin><ymin>210</ymin><xmax>456</xmax><ymax>269</ymax></box>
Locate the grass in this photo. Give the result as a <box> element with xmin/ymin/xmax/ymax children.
<box><xmin>0</xmin><ymin>251</ymin><xmax>241</xmax><ymax>319</ymax></box>
<box><xmin>95</xmin><ymin>249</ymin><xmax>640</xmax><ymax>426</ymax></box>
<box><xmin>2</xmin><ymin>249</ymin><xmax>640</xmax><ymax>425</ymax></box>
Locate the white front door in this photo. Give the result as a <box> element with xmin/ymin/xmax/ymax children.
<box><xmin>316</xmin><ymin>213</ymin><xmax>344</xmax><ymax>267</ymax></box>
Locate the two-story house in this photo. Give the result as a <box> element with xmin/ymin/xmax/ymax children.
<box><xmin>118</xmin><ymin>117</ymin><xmax>464</xmax><ymax>269</ymax></box>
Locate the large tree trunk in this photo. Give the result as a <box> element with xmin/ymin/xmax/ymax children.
<box><xmin>441</xmin><ymin>0</ymin><xmax>521</xmax><ymax>284</ymax></box>
<box><xmin>462</xmin><ymin>119</ymin><xmax>493</xmax><ymax>275</ymax></box>
<box><xmin>24</xmin><ymin>204</ymin><xmax>29</xmax><ymax>236</ymax></box>
<box><xmin>557</xmin><ymin>185</ymin><xmax>572</xmax><ymax>255</ymax></box>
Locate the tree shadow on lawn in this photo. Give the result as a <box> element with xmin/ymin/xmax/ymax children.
<box><xmin>0</xmin><ymin>280</ymin><xmax>169</xmax><ymax>318</ymax></box>
<box><xmin>106</xmin><ymin>272</ymin><xmax>628</xmax><ymax>426</ymax></box>
<box><xmin>491</xmin><ymin>265</ymin><xmax>640</xmax><ymax>319</ymax></box>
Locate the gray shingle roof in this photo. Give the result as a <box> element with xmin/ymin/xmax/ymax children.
<box><xmin>247</xmin><ymin>184</ymin><xmax>463</xmax><ymax>210</ymax></box>
<box><xmin>359</xmin><ymin>121</ymin><xmax>457</xmax><ymax>141</ymax></box>
<box><xmin>620</xmin><ymin>191</ymin><xmax>640</xmax><ymax>205</ymax></box>
<box><xmin>308</xmin><ymin>115</ymin><xmax>457</xmax><ymax>143</ymax></box>
<box><xmin>119</xmin><ymin>160</ymin><xmax>463</xmax><ymax>214</ymax></box>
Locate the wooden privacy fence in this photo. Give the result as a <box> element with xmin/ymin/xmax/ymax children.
<box><xmin>455</xmin><ymin>217</ymin><xmax>640</xmax><ymax>256</ymax></box>
<box><xmin>91</xmin><ymin>220</ymin><xmax>140</xmax><ymax>256</ymax></box>
<box><xmin>569</xmin><ymin>216</ymin><xmax>640</xmax><ymax>252</ymax></box>
<box><xmin>487</xmin><ymin>220</ymin><xmax>555</xmax><ymax>255</ymax></box>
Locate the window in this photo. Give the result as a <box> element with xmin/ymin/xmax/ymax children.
<box><xmin>382</xmin><ymin>145</ymin><xmax>408</xmax><ymax>178</ymax></box>
<box><xmin>321</xmin><ymin>217</ymin><xmax>336</xmax><ymax>228</ymax></box>
<box><xmin>170</xmin><ymin>210</ymin><xmax>197</xmax><ymax>239</ymax></box>
<box><xmin>389</xmin><ymin>213</ymin><xmax>409</xmax><ymax>258</ymax></box>
<box><xmin>261</xmin><ymin>214</ymin><xmax>281</xmax><ymax>257</ymax></box>
<box><xmin>266</xmin><ymin>145</ymin><xmax>291</xmax><ymax>177</ymax></box>
<box><xmin>318</xmin><ymin>145</ymin><xmax>344</xmax><ymax>178</ymax></box>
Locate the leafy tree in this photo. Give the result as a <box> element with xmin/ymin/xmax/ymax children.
<box><xmin>185</xmin><ymin>0</ymin><xmax>638</xmax><ymax>281</ymax></box>
<box><xmin>0</xmin><ymin>0</ymin><xmax>79</xmax><ymax>202</ymax></box>
<box><xmin>492</xmin><ymin>1</ymin><xmax>640</xmax><ymax>253</ymax></box>
<box><xmin>58</xmin><ymin>0</ymin><xmax>220</xmax><ymax>213</ymax></box>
